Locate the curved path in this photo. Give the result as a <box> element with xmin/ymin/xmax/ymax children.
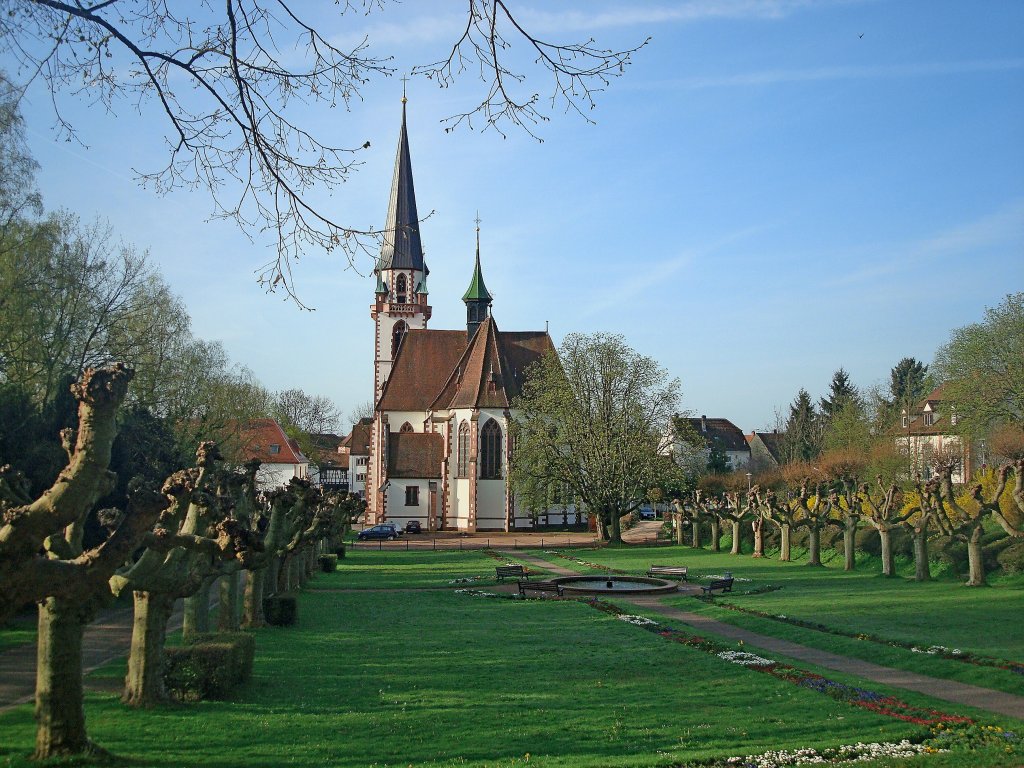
<box><xmin>504</xmin><ymin>550</ymin><xmax>1024</xmax><ymax>721</ymax></box>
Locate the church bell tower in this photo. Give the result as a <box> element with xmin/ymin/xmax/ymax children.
<box><xmin>371</xmin><ymin>96</ymin><xmax>432</xmax><ymax>402</ymax></box>
<box><xmin>462</xmin><ymin>223</ymin><xmax>493</xmax><ymax>339</ymax></box>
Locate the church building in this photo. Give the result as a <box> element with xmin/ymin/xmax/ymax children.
<box><xmin>366</xmin><ymin>100</ymin><xmax>557</xmax><ymax>531</ymax></box>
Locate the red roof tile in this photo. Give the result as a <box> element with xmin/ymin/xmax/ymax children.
<box><xmin>237</xmin><ymin>418</ymin><xmax>308</xmax><ymax>464</ymax></box>
<box><xmin>388</xmin><ymin>432</ymin><xmax>444</xmax><ymax>478</ymax></box>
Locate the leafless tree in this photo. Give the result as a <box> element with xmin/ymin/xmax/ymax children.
<box><xmin>1</xmin><ymin>1</ymin><xmax>647</xmax><ymax>305</ymax></box>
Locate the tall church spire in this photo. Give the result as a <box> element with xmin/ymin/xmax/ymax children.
<box><xmin>463</xmin><ymin>219</ymin><xmax>493</xmax><ymax>339</ymax></box>
<box><xmin>378</xmin><ymin>97</ymin><xmax>425</xmax><ymax>272</ymax></box>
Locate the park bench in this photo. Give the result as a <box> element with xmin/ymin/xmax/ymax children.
<box><xmin>518</xmin><ymin>580</ymin><xmax>564</xmax><ymax>597</ymax></box>
<box><xmin>647</xmin><ymin>565</ymin><xmax>688</xmax><ymax>581</ymax></box>
<box><xmin>496</xmin><ymin>565</ymin><xmax>529</xmax><ymax>581</ymax></box>
<box><xmin>700</xmin><ymin>577</ymin><xmax>734</xmax><ymax>596</ymax></box>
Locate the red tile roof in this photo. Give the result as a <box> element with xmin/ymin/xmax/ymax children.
<box><xmin>379</xmin><ymin>317</ymin><xmax>554</xmax><ymax>412</ymax></box>
<box><xmin>237</xmin><ymin>418</ymin><xmax>308</xmax><ymax>464</ymax></box>
<box><xmin>388</xmin><ymin>432</ymin><xmax>444</xmax><ymax>478</ymax></box>
<box><xmin>349</xmin><ymin>419</ymin><xmax>373</xmax><ymax>456</ymax></box>
<box><xmin>686</xmin><ymin>417</ymin><xmax>750</xmax><ymax>453</ymax></box>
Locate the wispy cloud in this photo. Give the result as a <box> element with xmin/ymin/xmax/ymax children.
<box><xmin>660</xmin><ymin>59</ymin><xmax>1024</xmax><ymax>90</ymax></box>
<box><xmin>581</xmin><ymin>223</ymin><xmax>771</xmax><ymax>319</ymax></box>
<box><xmin>517</xmin><ymin>0</ymin><xmax>850</xmax><ymax>33</ymax></box>
<box><xmin>825</xmin><ymin>198</ymin><xmax>1024</xmax><ymax>288</ymax></box>
<box><xmin>332</xmin><ymin>0</ymin><xmax>847</xmax><ymax>50</ymax></box>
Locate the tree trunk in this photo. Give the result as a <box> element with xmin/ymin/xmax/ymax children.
<box><xmin>879</xmin><ymin>528</ymin><xmax>895</xmax><ymax>577</ymax></box>
<box><xmin>912</xmin><ymin>525</ymin><xmax>931</xmax><ymax>582</ymax></box>
<box><xmin>807</xmin><ymin>526</ymin><xmax>822</xmax><ymax>566</ymax></box>
<box><xmin>674</xmin><ymin>512</ymin><xmax>685</xmax><ymax>545</ymax></box>
<box><xmin>218</xmin><ymin>572</ymin><xmax>239</xmax><ymax>632</ymax></box>
<box><xmin>779</xmin><ymin>523</ymin><xmax>791</xmax><ymax>562</ymax></box>
<box><xmin>710</xmin><ymin>518</ymin><xmax>721</xmax><ymax>552</ymax></box>
<box><xmin>267</xmin><ymin>556</ymin><xmax>282</xmax><ymax>597</ymax></box>
<box><xmin>183</xmin><ymin>578</ymin><xmax>213</xmax><ymax>643</ymax></box>
<box><xmin>843</xmin><ymin>517</ymin><xmax>857</xmax><ymax>572</ymax></box>
<box><xmin>966</xmin><ymin>527</ymin><xmax>987</xmax><ymax>586</ymax></box>
<box><xmin>34</xmin><ymin>597</ymin><xmax>91</xmax><ymax>759</ymax></box>
<box><xmin>609</xmin><ymin>508</ymin><xmax>622</xmax><ymax>544</ymax></box>
<box><xmin>730</xmin><ymin>520</ymin><xmax>742</xmax><ymax>555</ymax></box>
<box><xmin>752</xmin><ymin>517</ymin><xmax>764</xmax><ymax>558</ymax></box>
<box><xmin>242</xmin><ymin>568</ymin><xmax>266</xmax><ymax>628</ymax></box>
<box><xmin>123</xmin><ymin>591</ymin><xmax>174</xmax><ymax>707</ymax></box>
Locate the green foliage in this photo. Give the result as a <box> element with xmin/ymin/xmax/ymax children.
<box><xmin>263</xmin><ymin>593</ymin><xmax>298</xmax><ymax>626</ymax></box>
<box><xmin>318</xmin><ymin>554</ymin><xmax>338</xmax><ymax>573</ymax></box>
<box><xmin>933</xmin><ymin>293</ymin><xmax>1024</xmax><ymax>438</ymax></box>
<box><xmin>510</xmin><ymin>333</ymin><xmax>681</xmax><ymax>540</ymax></box>
<box><xmin>164</xmin><ymin>632</ymin><xmax>255</xmax><ymax>702</ymax></box>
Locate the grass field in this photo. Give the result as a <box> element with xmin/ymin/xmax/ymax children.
<box><xmin>0</xmin><ymin>546</ymin><xmax>1021</xmax><ymax>767</ymax></box>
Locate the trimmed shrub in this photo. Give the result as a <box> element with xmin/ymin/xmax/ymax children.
<box><xmin>996</xmin><ymin>540</ymin><xmax>1024</xmax><ymax>574</ymax></box>
<box><xmin>319</xmin><ymin>554</ymin><xmax>338</xmax><ymax>573</ymax></box>
<box><xmin>263</xmin><ymin>593</ymin><xmax>298</xmax><ymax>626</ymax></box>
<box><xmin>335</xmin><ymin>544</ymin><xmax>346</xmax><ymax>558</ymax></box>
<box><xmin>164</xmin><ymin>632</ymin><xmax>256</xmax><ymax>702</ymax></box>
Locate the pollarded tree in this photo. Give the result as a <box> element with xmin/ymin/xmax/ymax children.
<box><xmin>0</xmin><ymin>365</ymin><xmax>170</xmax><ymax>758</ymax></box>
<box><xmin>1</xmin><ymin>2</ymin><xmax>646</xmax><ymax>302</ymax></box>
<box><xmin>511</xmin><ymin>333</ymin><xmax>680</xmax><ymax>543</ymax></box>
<box><xmin>816</xmin><ymin>449</ymin><xmax>870</xmax><ymax>572</ymax></box>
<box><xmin>927</xmin><ymin>448</ymin><xmax>1024</xmax><ymax>587</ymax></box>
<box><xmin>110</xmin><ymin>444</ymin><xmax>262</xmax><ymax>707</ymax></box>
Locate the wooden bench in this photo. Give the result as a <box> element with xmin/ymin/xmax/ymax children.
<box><xmin>700</xmin><ymin>577</ymin><xmax>734</xmax><ymax>595</ymax></box>
<box><xmin>496</xmin><ymin>565</ymin><xmax>529</xmax><ymax>581</ymax></box>
<box><xmin>518</xmin><ymin>580</ymin><xmax>564</xmax><ymax>597</ymax></box>
<box><xmin>647</xmin><ymin>565</ymin><xmax>688</xmax><ymax>581</ymax></box>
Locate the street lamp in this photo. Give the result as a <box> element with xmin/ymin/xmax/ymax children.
<box><xmin>746</xmin><ymin>472</ymin><xmax>752</xmax><ymax>492</ymax></box>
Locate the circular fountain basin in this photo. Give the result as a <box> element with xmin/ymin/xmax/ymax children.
<box><xmin>551</xmin><ymin>575</ymin><xmax>680</xmax><ymax>595</ymax></box>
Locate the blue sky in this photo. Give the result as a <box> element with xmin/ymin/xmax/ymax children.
<box><xmin>7</xmin><ymin>0</ymin><xmax>1024</xmax><ymax>432</ymax></box>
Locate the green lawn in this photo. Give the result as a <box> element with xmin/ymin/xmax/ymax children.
<box><xmin>554</xmin><ymin>546</ymin><xmax>1024</xmax><ymax>657</ymax></box>
<box><xmin>0</xmin><ymin>547</ymin><xmax>1021</xmax><ymax>767</ymax></box>
<box><xmin>309</xmin><ymin>549</ymin><xmax>553</xmax><ymax>590</ymax></box>
<box><xmin>0</xmin><ymin>612</ymin><xmax>35</xmax><ymax>653</ymax></box>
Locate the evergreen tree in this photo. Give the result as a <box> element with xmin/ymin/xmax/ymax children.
<box><xmin>782</xmin><ymin>388</ymin><xmax>821</xmax><ymax>463</ymax></box>
<box><xmin>887</xmin><ymin>357</ymin><xmax>930</xmax><ymax>422</ymax></box>
<box><xmin>819</xmin><ymin>368</ymin><xmax>858</xmax><ymax>421</ymax></box>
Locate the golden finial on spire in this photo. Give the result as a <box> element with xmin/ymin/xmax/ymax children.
<box><xmin>401</xmin><ymin>75</ymin><xmax>409</xmax><ymax>104</ymax></box>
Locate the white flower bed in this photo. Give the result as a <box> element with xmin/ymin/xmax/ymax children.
<box><xmin>448</xmin><ymin>576</ymin><xmax>482</xmax><ymax>584</ymax></box>
<box><xmin>617</xmin><ymin>615</ymin><xmax>659</xmax><ymax>627</ymax></box>
<box><xmin>910</xmin><ymin>644</ymin><xmax>963</xmax><ymax>655</ymax></box>
<box><xmin>453</xmin><ymin>588</ymin><xmax>498</xmax><ymax>598</ymax></box>
<box><xmin>717</xmin><ymin>650</ymin><xmax>773</xmax><ymax>666</ymax></box>
<box><xmin>724</xmin><ymin>739</ymin><xmax>942</xmax><ymax>766</ymax></box>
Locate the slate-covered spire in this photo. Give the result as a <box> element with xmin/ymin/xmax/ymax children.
<box><xmin>463</xmin><ymin>222</ymin><xmax>493</xmax><ymax>339</ymax></box>
<box><xmin>378</xmin><ymin>97</ymin><xmax>425</xmax><ymax>273</ymax></box>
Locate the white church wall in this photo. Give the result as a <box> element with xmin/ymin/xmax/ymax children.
<box><xmin>383</xmin><ymin>410</ymin><xmax>431</xmax><ymax>433</ymax></box>
<box><xmin>449</xmin><ymin>477</ymin><xmax>472</xmax><ymax>529</ymax></box>
<box><xmin>383</xmin><ymin>478</ymin><xmax>430</xmax><ymax>527</ymax></box>
<box><xmin>475</xmin><ymin>479</ymin><xmax>507</xmax><ymax>530</ymax></box>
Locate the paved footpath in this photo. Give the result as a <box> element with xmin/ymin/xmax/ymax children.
<box><xmin>0</xmin><ymin>600</ymin><xmax>190</xmax><ymax>713</ymax></box>
<box><xmin>504</xmin><ymin>550</ymin><xmax>1024</xmax><ymax>721</ymax></box>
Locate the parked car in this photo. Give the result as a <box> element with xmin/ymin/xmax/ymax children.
<box><xmin>405</xmin><ymin>520</ymin><xmax>422</xmax><ymax>534</ymax></box>
<box><xmin>638</xmin><ymin>506</ymin><xmax>656</xmax><ymax>520</ymax></box>
<box><xmin>357</xmin><ymin>523</ymin><xmax>400</xmax><ymax>541</ymax></box>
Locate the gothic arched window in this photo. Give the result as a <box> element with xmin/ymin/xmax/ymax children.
<box><xmin>457</xmin><ymin>421</ymin><xmax>470</xmax><ymax>478</ymax></box>
<box><xmin>395</xmin><ymin>273</ymin><xmax>407</xmax><ymax>303</ymax></box>
<box><xmin>392</xmin><ymin>320</ymin><xmax>408</xmax><ymax>358</ymax></box>
<box><xmin>400</xmin><ymin>422</ymin><xmax>414</xmax><ymax>433</ymax></box>
<box><xmin>479</xmin><ymin>419</ymin><xmax>503</xmax><ymax>479</ymax></box>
